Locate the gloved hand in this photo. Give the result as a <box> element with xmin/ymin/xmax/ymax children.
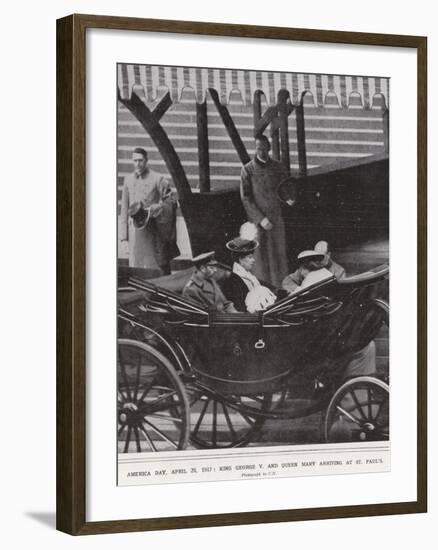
<box><xmin>245</xmin><ymin>286</ymin><xmax>276</xmax><ymax>313</ymax></box>
<box><xmin>260</xmin><ymin>217</ymin><xmax>273</xmax><ymax>231</ymax></box>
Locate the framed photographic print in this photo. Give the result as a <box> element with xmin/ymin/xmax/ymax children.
<box><xmin>56</xmin><ymin>14</ymin><xmax>427</xmax><ymax>535</ymax></box>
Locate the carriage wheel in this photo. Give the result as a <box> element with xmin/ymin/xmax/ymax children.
<box><xmin>118</xmin><ymin>339</ymin><xmax>190</xmax><ymax>452</ymax></box>
<box><xmin>187</xmin><ymin>385</ymin><xmax>272</xmax><ymax>449</ymax></box>
<box><xmin>324</xmin><ymin>376</ymin><xmax>389</xmax><ymax>443</ymax></box>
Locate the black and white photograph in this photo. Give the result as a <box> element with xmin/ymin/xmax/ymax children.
<box><xmin>1</xmin><ymin>0</ymin><xmax>432</xmax><ymax>543</ymax></box>
<box><xmin>116</xmin><ymin>64</ymin><xmax>390</xmax><ymax>485</ymax></box>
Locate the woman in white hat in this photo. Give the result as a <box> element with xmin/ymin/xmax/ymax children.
<box><xmin>282</xmin><ymin>250</ymin><xmax>333</xmax><ymax>294</ymax></box>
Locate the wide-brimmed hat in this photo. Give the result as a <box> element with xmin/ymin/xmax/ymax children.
<box><xmin>297</xmin><ymin>250</ymin><xmax>325</xmax><ymax>264</ymax></box>
<box><xmin>314</xmin><ymin>241</ymin><xmax>329</xmax><ymax>255</ymax></box>
<box><xmin>226</xmin><ymin>237</ymin><xmax>259</xmax><ymax>255</ymax></box>
<box><xmin>277</xmin><ymin>176</ymin><xmax>298</xmax><ymax>205</ymax></box>
<box><xmin>128</xmin><ymin>202</ymin><xmax>150</xmax><ymax>229</ymax></box>
<box><xmin>191</xmin><ymin>251</ymin><xmax>218</xmax><ymax>268</ymax></box>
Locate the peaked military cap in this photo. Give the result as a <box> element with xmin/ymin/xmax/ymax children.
<box><xmin>191</xmin><ymin>251</ymin><xmax>218</xmax><ymax>268</ymax></box>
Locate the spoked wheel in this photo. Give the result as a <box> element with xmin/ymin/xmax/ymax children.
<box><xmin>118</xmin><ymin>339</ymin><xmax>190</xmax><ymax>452</ymax></box>
<box><xmin>187</xmin><ymin>385</ymin><xmax>272</xmax><ymax>449</ymax></box>
<box><xmin>324</xmin><ymin>376</ymin><xmax>389</xmax><ymax>443</ymax></box>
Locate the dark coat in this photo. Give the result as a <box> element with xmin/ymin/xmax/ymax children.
<box><xmin>222</xmin><ymin>273</ymin><xmax>250</xmax><ymax>312</ymax></box>
<box><xmin>183</xmin><ymin>274</ymin><xmax>237</xmax><ymax>312</ymax></box>
<box><xmin>153</xmin><ymin>198</ymin><xmax>180</xmax><ymax>267</ymax></box>
<box><xmin>240</xmin><ymin>157</ymin><xmax>289</xmax><ymax>287</ymax></box>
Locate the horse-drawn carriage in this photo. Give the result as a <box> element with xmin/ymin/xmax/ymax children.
<box><xmin>117</xmin><ymin>264</ymin><xmax>389</xmax><ymax>452</ymax></box>
<box><xmin>117</xmin><ymin>65</ymin><xmax>390</xmax><ymax>453</ymax></box>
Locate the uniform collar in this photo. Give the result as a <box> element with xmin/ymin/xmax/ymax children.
<box><xmin>190</xmin><ymin>271</ymin><xmax>207</xmax><ymax>288</ymax></box>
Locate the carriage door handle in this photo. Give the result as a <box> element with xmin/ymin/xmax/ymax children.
<box><xmin>255</xmin><ymin>338</ymin><xmax>265</xmax><ymax>349</ymax></box>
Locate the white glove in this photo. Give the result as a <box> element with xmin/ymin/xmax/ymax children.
<box><xmin>245</xmin><ymin>286</ymin><xmax>276</xmax><ymax>313</ymax></box>
<box><xmin>260</xmin><ymin>217</ymin><xmax>273</xmax><ymax>231</ymax></box>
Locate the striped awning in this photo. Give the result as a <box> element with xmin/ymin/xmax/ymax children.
<box><xmin>117</xmin><ymin>64</ymin><xmax>389</xmax><ymax>108</ymax></box>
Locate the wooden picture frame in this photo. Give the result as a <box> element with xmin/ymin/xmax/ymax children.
<box><xmin>57</xmin><ymin>13</ymin><xmax>427</xmax><ymax>535</ymax></box>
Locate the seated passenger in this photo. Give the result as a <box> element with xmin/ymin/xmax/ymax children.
<box><xmin>282</xmin><ymin>250</ymin><xmax>332</xmax><ymax>294</ymax></box>
<box><xmin>183</xmin><ymin>251</ymin><xmax>237</xmax><ymax>313</ymax></box>
<box><xmin>222</xmin><ymin>237</ymin><xmax>276</xmax><ymax>312</ymax></box>
<box><xmin>282</xmin><ymin>242</ymin><xmax>346</xmax><ymax>294</ymax></box>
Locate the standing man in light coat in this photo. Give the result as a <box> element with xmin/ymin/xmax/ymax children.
<box><xmin>240</xmin><ymin>135</ymin><xmax>288</xmax><ymax>287</ymax></box>
<box><xmin>119</xmin><ymin>147</ymin><xmax>179</xmax><ymax>274</ymax></box>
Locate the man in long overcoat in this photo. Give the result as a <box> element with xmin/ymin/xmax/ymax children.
<box><xmin>119</xmin><ymin>147</ymin><xmax>179</xmax><ymax>274</ymax></box>
<box><xmin>240</xmin><ymin>135</ymin><xmax>288</xmax><ymax>287</ymax></box>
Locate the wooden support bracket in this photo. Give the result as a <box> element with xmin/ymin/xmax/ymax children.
<box><xmin>208</xmin><ymin>88</ymin><xmax>250</xmax><ymax>165</ymax></box>
<box><xmin>118</xmin><ymin>90</ymin><xmax>192</xmax><ymax>201</ymax></box>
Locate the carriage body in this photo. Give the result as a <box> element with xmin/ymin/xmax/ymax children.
<box><xmin>116</xmin><ymin>67</ymin><xmax>390</xmax><ymax>453</ymax></box>
<box><xmin>118</xmin><ymin>265</ymin><xmax>389</xmax><ymax>450</ymax></box>
<box><xmin>119</xmin><ymin>265</ymin><xmax>388</xmax><ymax>396</ymax></box>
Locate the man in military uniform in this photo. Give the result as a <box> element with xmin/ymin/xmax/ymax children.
<box><xmin>183</xmin><ymin>252</ymin><xmax>237</xmax><ymax>313</ymax></box>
